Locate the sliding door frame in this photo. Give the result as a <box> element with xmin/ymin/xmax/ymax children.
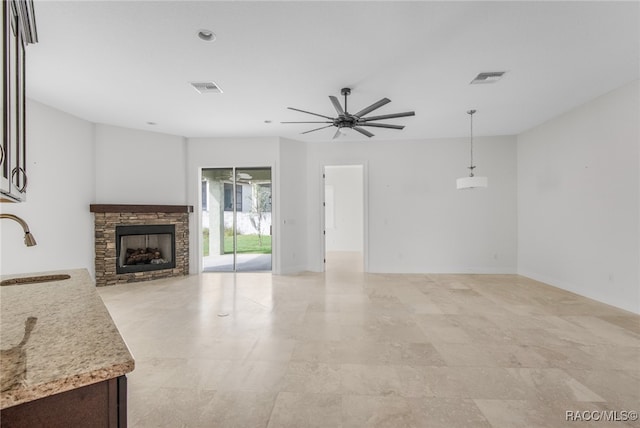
<box><xmin>198</xmin><ymin>163</ymin><xmax>276</xmax><ymax>273</ymax></box>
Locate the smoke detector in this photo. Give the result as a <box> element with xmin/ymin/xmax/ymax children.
<box><xmin>470</xmin><ymin>71</ymin><xmax>506</xmax><ymax>84</ymax></box>
<box><xmin>190</xmin><ymin>81</ymin><xmax>223</xmax><ymax>94</ymax></box>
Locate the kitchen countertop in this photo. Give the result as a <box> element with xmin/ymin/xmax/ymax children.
<box><xmin>0</xmin><ymin>269</ymin><xmax>134</xmax><ymax>409</ymax></box>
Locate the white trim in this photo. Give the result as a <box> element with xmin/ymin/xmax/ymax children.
<box><xmin>519</xmin><ymin>269</ymin><xmax>640</xmax><ymax>315</ymax></box>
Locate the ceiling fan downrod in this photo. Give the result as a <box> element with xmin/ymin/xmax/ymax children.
<box><xmin>341</xmin><ymin>87</ymin><xmax>350</xmax><ymax>114</ymax></box>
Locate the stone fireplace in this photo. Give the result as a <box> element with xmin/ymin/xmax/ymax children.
<box><xmin>90</xmin><ymin>204</ymin><xmax>193</xmax><ymax>286</ymax></box>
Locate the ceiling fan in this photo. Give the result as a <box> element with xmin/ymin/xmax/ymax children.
<box><xmin>282</xmin><ymin>88</ymin><xmax>415</xmax><ymax>138</ymax></box>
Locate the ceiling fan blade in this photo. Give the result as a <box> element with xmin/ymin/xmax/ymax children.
<box><xmin>281</xmin><ymin>121</ymin><xmax>333</xmax><ymax>124</ymax></box>
<box><xmin>358</xmin><ymin>122</ymin><xmax>405</xmax><ymax>130</ymax></box>
<box><xmin>333</xmin><ymin>128</ymin><xmax>343</xmax><ymax>139</ymax></box>
<box><xmin>301</xmin><ymin>124</ymin><xmax>335</xmax><ymax>134</ymax></box>
<box><xmin>287</xmin><ymin>107</ymin><xmax>335</xmax><ymax>120</ymax></box>
<box><xmin>352</xmin><ymin>126</ymin><xmax>374</xmax><ymax>138</ymax></box>
<box><xmin>359</xmin><ymin>111</ymin><xmax>416</xmax><ymax>122</ymax></box>
<box><xmin>329</xmin><ymin>96</ymin><xmax>344</xmax><ymax>116</ymax></box>
<box><xmin>354</xmin><ymin>98</ymin><xmax>391</xmax><ymax>118</ymax></box>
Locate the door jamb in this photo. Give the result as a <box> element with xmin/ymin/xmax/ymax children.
<box><xmin>321</xmin><ymin>163</ymin><xmax>368</xmax><ymax>272</ymax></box>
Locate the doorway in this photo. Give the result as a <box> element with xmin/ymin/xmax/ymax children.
<box><xmin>201</xmin><ymin>167</ymin><xmax>272</xmax><ymax>272</ymax></box>
<box><xmin>324</xmin><ymin>165</ymin><xmax>364</xmax><ymax>272</ymax></box>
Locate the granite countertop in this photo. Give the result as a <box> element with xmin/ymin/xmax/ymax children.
<box><xmin>0</xmin><ymin>269</ymin><xmax>134</xmax><ymax>409</ymax></box>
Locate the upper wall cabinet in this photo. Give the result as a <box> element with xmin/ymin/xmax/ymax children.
<box><xmin>1</xmin><ymin>0</ymin><xmax>37</xmax><ymax>202</ymax></box>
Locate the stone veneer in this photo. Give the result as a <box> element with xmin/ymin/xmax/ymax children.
<box><xmin>90</xmin><ymin>205</ymin><xmax>193</xmax><ymax>287</ymax></box>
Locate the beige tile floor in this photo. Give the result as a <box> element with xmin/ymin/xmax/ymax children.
<box><xmin>98</xmin><ymin>252</ymin><xmax>640</xmax><ymax>428</ymax></box>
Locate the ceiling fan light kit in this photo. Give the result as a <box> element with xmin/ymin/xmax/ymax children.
<box><xmin>457</xmin><ymin>109</ymin><xmax>488</xmax><ymax>190</ymax></box>
<box><xmin>282</xmin><ymin>88</ymin><xmax>415</xmax><ymax>138</ymax></box>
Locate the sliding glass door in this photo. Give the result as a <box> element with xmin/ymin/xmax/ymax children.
<box><xmin>201</xmin><ymin>167</ymin><xmax>272</xmax><ymax>272</ymax></box>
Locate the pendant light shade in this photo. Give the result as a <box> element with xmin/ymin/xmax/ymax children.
<box><xmin>457</xmin><ymin>109</ymin><xmax>487</xmax><ymax>190</ymax></box>
<box><xmin>457</xmin><ymin>176</ymin><xmax>488</xmax><ymax>189</ymax></box>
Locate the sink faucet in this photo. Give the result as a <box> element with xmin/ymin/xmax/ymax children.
<box><xmin>0</xmin><ymin>214</ymin><xmax>37</xmax><ymax>246</ymax></box>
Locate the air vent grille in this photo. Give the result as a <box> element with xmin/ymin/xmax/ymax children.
<box><xmin>190</xmin><ymin>81</ymin><xmax>223</xmax><ymax>94</ymax></box>
<box><xmin>470</xmin><ymin>71</ymin><xmax>506</xmax><ymax>84</ymax></box>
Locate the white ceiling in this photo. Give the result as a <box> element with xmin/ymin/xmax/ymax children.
<box><xmin>27</xmin><ymin>1</ymin><xmax>639</xmax><ymax>141</ymax></box>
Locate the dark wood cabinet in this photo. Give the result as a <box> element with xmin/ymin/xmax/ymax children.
<box><xmin>0</xmin><ymin>375</ymin><xmax>127</xmax><ymax>428</ymax></box>
<box><xmin>1</xmin><ymin>0</ymin><xmax>36</xmax><ymax>203</ymax></box>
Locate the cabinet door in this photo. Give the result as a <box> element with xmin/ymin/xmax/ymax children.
<box><xmin>1</xmin><ymin>0</ymin><xmax>27</xmax><ymax>202</ymax></box>
<box><xmin>13</xmin><ymin>13</ymin><xmax>26</xmax><ymax>199</ymax></box>
<box><xmin>1</xmin><ymin>1</ymin><xmax>12</xmax><ymax>196</ymax></box>
<box><xmin>0</xmin><ymin>376</ymin><xmax>127</xmax><ymax>428</ymax></box>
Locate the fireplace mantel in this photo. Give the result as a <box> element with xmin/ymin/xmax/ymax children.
<box><xmin>90</xmin><ymin>204</ymin><xmax>193</xmax><ymax>213</ymax></box>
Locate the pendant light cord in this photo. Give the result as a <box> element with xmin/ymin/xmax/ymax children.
<box><xmin>467</xmin><ymin>109</ymin><xmax>476</xmax><ymax>177</ymax></box>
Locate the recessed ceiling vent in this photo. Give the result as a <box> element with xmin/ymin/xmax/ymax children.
<box><xmin>190</xmin><ymin>81</ymin><xmax>223</xmax><ymax>94</ymax></box>
<box><xmin>470</xmin><ymin>71</ymin><xmax>506</xmax><ymax>84</ymax></box>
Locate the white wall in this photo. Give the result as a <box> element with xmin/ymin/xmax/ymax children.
<box><xmin>306</xmin><ymin>136</ymin><xmax>518</xmax><ymax>273</ymax></box>
<box><xmin>325</xmin><ymin>165</ymin><xmax>363</xmax><ymax>252</ymax></box>
<box><xmin>185</xmin><ymin>137</ymin><xmax>280</xmax><ymax>273</ymax></box>
<box><xmin>1</xmin><ymin>100</ymin><xmax>95</xmax><ymax>276</ymax></box>
<box><xmin>518</xmin><ymin>80</ymin><xmax>639</xmax><ymax>314</ymax></box>
<box><xmin>9</xmin><ymin>85</ymin><xmax>636</xmax><ymax>315</ymax></box>
<box><xmin>185</xmin><ymin>136</ymin><xmax>308</xmax><ymax>274</ymax></box>
<box><xmin>94</xmin><ymin>124</ymin><xmax>187</xmax><ymax>204</ymax></box>
<box><xmin>278</xmin><ymin>137</ymin><xmax>308</xmax><ymax>274</ymax></box>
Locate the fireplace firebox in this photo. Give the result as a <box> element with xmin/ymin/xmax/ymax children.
<box><xmin>115</xmin><ymin>225</ymin><xmax>176</xmax><ymax>274</ymax></box>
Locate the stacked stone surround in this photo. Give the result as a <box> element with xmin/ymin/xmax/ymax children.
<box><xmin>90</xmin><ymin>205</ymin><xmax>193</xmax><ymax>287</ymax></box>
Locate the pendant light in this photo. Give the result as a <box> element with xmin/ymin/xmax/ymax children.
<box><xmin>457</xmin><ymin>109</ymin><xmax>488</xmax><ymax>189</ymax></box>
